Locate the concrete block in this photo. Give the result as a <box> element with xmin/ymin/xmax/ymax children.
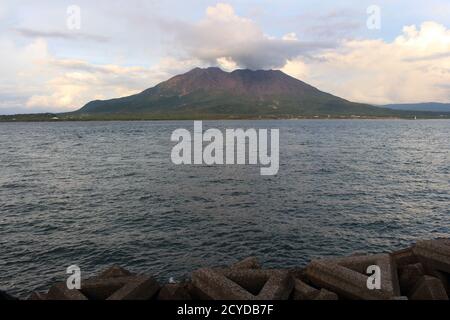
<box><xmin>254</xmin><ymin>270</ymin><xmax>294</xmax><ymax>300</ymax></box>
<box><xmin>306</xmin><ymin>253</ymin><xmax>400</xmax><ymax>298</ymax></box>
<box><xmin>413</xmin><ymin>239</ymin><xmax>450</xmax><ymax>274</ymax></box>
<box><xmin>398</xmin><ymin>263</ymin><xmax>425</xmax><ymax>295</ymax></box>
<box><xmin>220</xmin><ymin>269</ymin><xmax>293</xmax><ymax>300</ymax></box>
<box><xmin>157</xmin><ymin>283</ymin><xmax>192</xmax><ymax>300</ymax></box>
<box><xmin>305</xmin><ymin>254</ymin><xmax>400</xmax><ymax>300</ymax></box>
<box><xmin>231</xmin><ymin>257</ymin><xmax>261</xmax><ymax>270</ymax></box>
<box><xmin>107</xmin><ymin>276</ymin><xmax>160</xmax><ymax>300</ymax></box>
<box><xmin>98</xmin><ymin>265</ymin><xmax>132</xmax><ymax>279</ymax></box>
<box><xmin>429</xmin><ymin>270</ymin><xmax>449</xmax><ymax>294</ymax></box>
<box><xmin>292</xmin><ymin>278</ymin><xmax>319</xmax><ymax>300</ymax></box>
<box><xmin>47</xmin><ymin>283</ymin><xmax>88</xmax><ymax>300</ymax></box>
<box><xmin>314</xmin><ymin>289</ymin><xmax>339</xmax><ymax>300</ymax></box>
<box><xmin>81</xmin><ymin>276</ymin><xmax>132</xmax><ymax>300</ymax></box>
<box><xmin>288</xmin><ymin>268</ymin><xmax>307</xmax><ymax>282</ymax></box>
<box><xmin>27</xmin><ymin>291</ymin><xmax>48</xmax><ymax>300</ymax></box>
<box><xmin>192</xmin><ymin>268</ymin><xmax>293</xmax><ymax>300</ymax></box>
<box><xmin>187</xmin><ymin>281</ymin><xmax>211</xmax><ymax>300</ymax></box>
<box><xmin>219</xmin><ymin>269</ymin><xmax>271</xmax><ymax>296</ymax></box>
<box><xmin>391</xmin><ymin>247</ymin><xmax>418</xmax><ymax>267</ymax></box>
<box><xmin>292</xmin><ymin>278</ymin><xmax>339</xmax><ymax>300</ymax></box>
<box><xmin>192</xmin><ymin>268</ymin><xmax>254</xmax><ymax>300</ymax></box>
<box><xmin>410</xmin><ymin>276</ymin><xmax>448</xmax><ymax>300</ymax></box>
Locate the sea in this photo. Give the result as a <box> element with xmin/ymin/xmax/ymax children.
<box><xmin>1</xmin><ymin>119</ymin><xmax>449</xmax><ymax>297</ymax></box>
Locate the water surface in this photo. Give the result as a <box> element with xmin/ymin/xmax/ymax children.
<box><xmin>0</xmin><ymin>120</ymin><xmax>449</xmax><ymax>297</ymax></box>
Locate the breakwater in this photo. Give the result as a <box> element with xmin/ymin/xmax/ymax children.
<box><xmin>2</xmin><ymin>238</ymin><xmax>449</xmax><ymax>300</ymax></box>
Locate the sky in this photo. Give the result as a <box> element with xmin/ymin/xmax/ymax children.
<box><xmin>0</xmin><ymin>0</ymin><xmax>449</xmax><ymax>114</ymax></box>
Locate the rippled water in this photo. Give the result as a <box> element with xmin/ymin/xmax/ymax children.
<box><xmin>1</xmin><ymin>120</ymin><xmax>449</xmax><ymax>297</ymax></box>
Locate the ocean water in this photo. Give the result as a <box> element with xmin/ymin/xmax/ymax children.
<box><xmin>0</xmin><ymin>120</ymin><xmax>449</xmax><ymax>298</ymax></box>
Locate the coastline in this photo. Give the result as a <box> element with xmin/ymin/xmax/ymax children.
<box><xmin>1</xmin><ymin>114</ymin><xmax>450</xmax><ymax>122</ymax></box>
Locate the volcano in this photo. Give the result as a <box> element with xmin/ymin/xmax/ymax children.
<box><xmin>76</xmin><ymin>67</ymin><xmax>395</xmax><ymax>117</ymax></box>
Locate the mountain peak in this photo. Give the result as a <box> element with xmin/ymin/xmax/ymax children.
<box><xmin>188</xmin><ymin>66</ymin><xmax>224</xmax><ymax>73</ymax></box>
<box><xmin>158</xmin><ymin>66</ymin><xmax>311</xmax><ymax>97</ymax></box>
<box><xmin>186</xmin><ymin>67</ymin><xmax>288</xmax><ymax>76</ymax></box>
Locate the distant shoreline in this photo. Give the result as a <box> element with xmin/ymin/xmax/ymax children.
<box><xmin>1</xmin><ymin>113</ymin><xmax>450</xmax><ymax>122</ymax></box>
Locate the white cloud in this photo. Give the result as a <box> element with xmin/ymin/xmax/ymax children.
<box><xmin>0</xmin><ymin>37</ymin><xmax>201</xmax><ymax>113</ymax></box>
<box><xmin>281</xmin><ymin>59</ymin><xmax>309</xmax><ymax>80</ymax></box>
<box><xmin>23</xmin><ymin>57</ymin><xmax>196</xmax><ymax>112</ymax></box>
<box><xmin>206</xmin><ymin>2</ymin><xmax>236</xmax><ymax>21</ymax></box>
<box><xmin>282</xmin><ymin>33</ymin><xmax>298</xmax><ymax>41</ymax></box>
<box><xmin>0</xmin><ymin>38</ymin><xmax>51</xmax><ymax>112</ymax></box>
<box><xmin>216</xmin><ymin>57</ymin><xmax>238</xmax><ymax>71</ymax></box>
<box><xmin>282</xmin><ymin>21</ymin><xmax>450</xmax><ymax>104</ymax></box>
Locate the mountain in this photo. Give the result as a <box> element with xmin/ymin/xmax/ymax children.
<box><xmin>76</xmin><ymin>67</ymin><xmax>395</xmax><ymax>117</ymax></box>
<box><xmin>384</xmin><ymin>103</ymin><xmax>450</xmax><ymax>113</ymax></box>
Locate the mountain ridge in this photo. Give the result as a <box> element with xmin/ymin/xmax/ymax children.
<box><xmin>383</xmin><ymin>102</ymin><xmax>450</xmax><ymax>112</ymax></box>
<box><xmin>77</xmin><ymin>67</ymin><xmax>389</xmax><ymax>117</ymax></box>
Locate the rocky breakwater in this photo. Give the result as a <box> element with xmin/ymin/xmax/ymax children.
<box><xmin>2</xmin><ymin>238</ymin><xmax>449</xmax><ymax>300</ymax></box>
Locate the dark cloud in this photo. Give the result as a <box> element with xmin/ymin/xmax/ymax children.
<box><xmin>159</xmin><ymin>9</ymin><xmax>336</xmax><ymax>70</ymax></box>
<box><xmin>212</xmin><ymin>39</ymin><xmax>335</xmax><ymax>70</ymax></box>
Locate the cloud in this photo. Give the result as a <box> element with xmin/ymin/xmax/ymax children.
<box><xmin>216</xmin><ymin>57</ymin><xmax>238</xmax><ymax>71</ymax></box>
<box><xmin>0</xmin><ymin>4</ymin><xmax>6</xmax><ymax>19</ymax></box>
<box><xmin>289</xmin><ymin>8</ymin><xmax>364</xmax><ymax>41</ymax></box>
<box><xmin>2</xmin><ymin>1</ymin><xmax>450</xmax><ymax>114</ymax></box>
<box><xmin>23</xmin><ymin>57</ymin><xmax>184</xmax><ymax>112</ymax></box>
<box><xmin>282</xmin><ymin>21</ymin><xmax>450</xmax><ymax>104</ymax></box>
<box><xmin>0</xmin><ymin>37</ymin><xmax>201</xmax><ymax>113</ymax></box>
<box><xmin>282</xmin><ymin>33</ymin><xmax>298</xmax><ymax>41</ymax></box>
<box><xmin>403</xmin><ymin>51</ymin><xmax>450</xmax><ymax>62</ymax></box>
<box><xmin>162</xmin><ymin>3</ymin><xmax>335</xmax><ymax>70</ymax></box>
<box><xmin>0</xmin><ymin>38</ymin><xmax>51</xmax><ymax>113</ymax></box>
<box><xmin>14</xmin><ymin>28</ymin><xmax>109</xmax><ymax>42</ymax></box>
